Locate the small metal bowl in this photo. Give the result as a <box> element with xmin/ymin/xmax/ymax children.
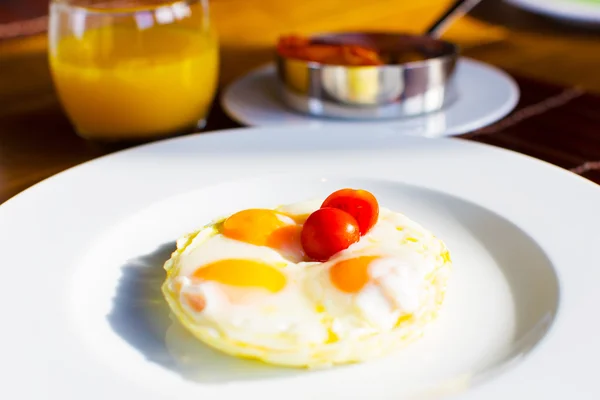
<box><xmin>275</xmin><ymin>32</ymin><xmax>459</xmax><ymax>120</ymax></box>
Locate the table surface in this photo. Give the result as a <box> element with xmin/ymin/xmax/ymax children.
<box><xmin>1</xmin><ymin>0</ymin><xmax>600</xmax><ymax>204</ymax></box>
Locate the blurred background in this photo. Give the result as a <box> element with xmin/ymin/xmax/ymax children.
<box><xmin>2</xmin><ymin>0</ymin><xmax>600</xmax><ymax>110</ymax></box>
<box><xmin>1</xmin><ymin>0</ymin><xmax>600</xmax><ymax>199</ymax></box>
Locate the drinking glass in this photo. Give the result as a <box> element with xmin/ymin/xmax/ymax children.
<box><xmin>49</xmin><ymin>0</ymin><xmax>218</xmax><ymax>141</ymax></box>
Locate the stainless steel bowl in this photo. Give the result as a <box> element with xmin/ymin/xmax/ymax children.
<box><xmin>275</xmin><ymin>32</ymin><xmax>459</xmax><ymax>120</ymax></box>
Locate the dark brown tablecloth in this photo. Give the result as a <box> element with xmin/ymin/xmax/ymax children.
<box><xmin>205</xmin><ymin>73</ymin><xmax>600</xmax><ymax>185</ymax></box>
<box><xmin>0</xmin><ymin>71</ymin><xmax>599</xmax><ymax>205</ymax></box>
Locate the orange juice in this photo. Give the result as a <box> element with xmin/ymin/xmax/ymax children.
<box><xmin>50</xmin><ymin>23</ymin><xmax>218</xmax><ymax>140</ymax></box>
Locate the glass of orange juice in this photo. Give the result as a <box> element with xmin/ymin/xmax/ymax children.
<box><xmin>49</xmin><ymin>0</ymin><xmax>218</xmax><ymax>141</ymax></box>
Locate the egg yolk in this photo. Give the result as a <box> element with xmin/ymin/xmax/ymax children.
<box><xmin>222</xmin><ymin>209</ymin><xmax>290</xmax><ymax>246</ymax></box>
<box><xmin>221</xmin><ymin>209</ymin><xmax>304</xmax><ymax>260</ymax></box>
<box><xmin>330</xmin><ymin>256</ymin><xmax>380</xmax><ymax>293</ymax></box>
<box><xmin>266</xmin><ymin>224</ymin><xmax>303</xmax><ymax>250</ymax></box>
<box><xmin>193</xmin><ymin>259</ymin><xmax>287</xmax><ymax>292</ymax></box>
<box><xmin>183</xmin><ymin>293</ymin><xmax>206</xmax><ymax>312</ymax></box>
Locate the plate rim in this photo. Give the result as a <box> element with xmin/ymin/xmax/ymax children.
<box><xmin>219</xmin><ymin>57</ymin><xmax>521</xmax><ymax>137</ymax></box>
<box><xmin>3</xmin><ymin>126</ymin><xmax>596</xmax><ymax>212</ymax></box>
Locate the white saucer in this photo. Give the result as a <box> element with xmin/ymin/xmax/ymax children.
<box><xmin>221</xmin><ymin>58</ymin><xmax>520</xmax><ymax>137</ymax></box>
<box><xmin>507</xmin><ymin>0</ymin><xmax>600</xmax><ymax>24</ymax></box>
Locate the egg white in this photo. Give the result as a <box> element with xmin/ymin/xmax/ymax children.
<box><xmin>162</xmin><ymin>200</ymin><xmax>452</xmax><ymax>367</ymax></box>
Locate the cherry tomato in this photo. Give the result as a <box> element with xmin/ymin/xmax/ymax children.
<box><xmin>321</xmin><ymin>189</ymin><xmax>379</xmax><ymax>235</ymax></box>
<box><xmin>301</xmin><ymin>207</ymin><xmax>360</xmax><ymax>261</ymax></box>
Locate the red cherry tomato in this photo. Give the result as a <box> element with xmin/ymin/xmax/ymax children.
<box><xmin>321</xmin><ymin>189</ymin><xmax>379</xmax><ymax>235</ymax></box>
<box><xmin>301</xmin><ymin>208</ymin><xmax>360</xmax><ymax>261</ymax></box>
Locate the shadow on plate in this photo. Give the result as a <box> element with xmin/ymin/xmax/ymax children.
<box><xmin>106</xmin><ymin>241</ymin><xmax>304</xmax><ymax>384</ymax></box>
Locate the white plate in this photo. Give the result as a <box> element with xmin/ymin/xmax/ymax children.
<box><xmin>221</xmin><ymin>58</ymin><xmax>519</xmax><ymax>137</ymax></box>
<box><xmin>507</xmin><ymin>0</ymin><xmax>600</xmax><ymax>24</ymax></box>
<box><xmin>1</xmin><ymin>126</ymin><xmax>599</xmax><ymax>400</ymax></box>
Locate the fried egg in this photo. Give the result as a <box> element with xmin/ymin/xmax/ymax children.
<box><xmin>162</xmin><ymin>199</ymin><xmax>451</xmax><ymax>368</ymax></box>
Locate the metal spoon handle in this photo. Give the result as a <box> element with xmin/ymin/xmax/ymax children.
<box><xmin>425</xmin><ymin>0</ymin><xmax>484</xmax><ymax>38</ymax></box>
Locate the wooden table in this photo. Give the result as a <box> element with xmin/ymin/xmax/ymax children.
<box><xmin>1</xmin><ymin>0</ymin><xmax>600</xmax><ymax>204</ymax></box>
